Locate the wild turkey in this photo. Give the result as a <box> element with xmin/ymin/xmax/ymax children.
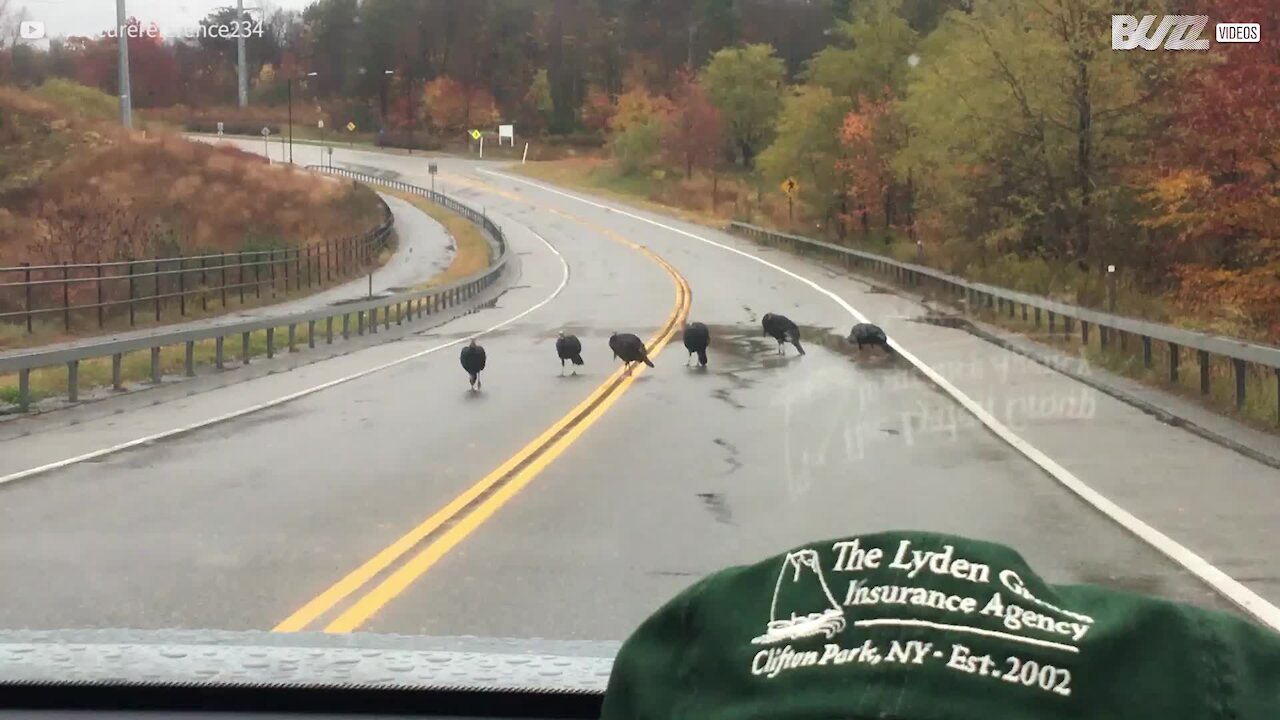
<box><xmin>761</xmin><ymin>313</ymin><xmax>805</xmax><ymax>356</ymax></box>
<box><xmin>556</xmin><ymin>331</ymin><xmax>585</xmax><ymax>375</ymax></box>
<box><xmin>683</xmin><ymin>322</ymin><xmax>710</xmax><ymax>367</ymax></box>
<box><xmin>609</xmin><ymin>332</ymin><xmax>654</xmax><ymax>376</ymax></box>
<box><xmin>848</xmin><ymin>323</ymin><xmax>892</xmax><ymax>355</ymax></box>
<box><xmin>459</xmin><ymin>339</ymin><xmax>486</xmax><ymax>390</ymax></box>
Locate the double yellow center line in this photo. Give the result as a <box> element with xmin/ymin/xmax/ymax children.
<box><xmin>274</xmin><ymin>192</ymin><xmax>691</xmax><ymax>633</ymax></box>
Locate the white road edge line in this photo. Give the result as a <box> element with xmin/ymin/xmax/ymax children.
<box><xmin>0</xmin><ymin>229</ymin><xmax>569</xmax><ymax>488</ymax></box>
<box><xmin>484</xmin><ymin>169</ymin><xmax>1280</xmax><ymax>631</ymax></box>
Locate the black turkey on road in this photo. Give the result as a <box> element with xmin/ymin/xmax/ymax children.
<box><xmin>609</xmin><ymin>332</ymin><xmax>654</xmax><ymax>375</ymax></box>
<box><xmin>682</xmin><ymin>322</ymin><xmax>710</xmax><ymax>367</ymax></box>
<box><xmin>848</xmin><ymin>323</ymin><xmax>892</xmax><ymax>354</ymax></box>
<box><xmin>556</xmin><ymin>331</ymin><xmax>584</xmax><ymax>375</ymax></box>
<box><xmin>761</xmin><ymin>313</ymin><xmax>805</xmax><ymax>356</ymax></box>
<box><xmin>460</xmin><ymin>339</ymin><xmax>486</xmax><ymax>390</ymax></box>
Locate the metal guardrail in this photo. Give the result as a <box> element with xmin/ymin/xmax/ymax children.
<box><xmin>0</xmin><ymin>170</ymin><xmax>510</xmax><ymax>413</ymax></box>
<box><xmin>0</xmin><ymin>198</ymin><xmax>395</xmax><ymax>335</ymax></box>
<box><xmin>729</xmin><ymin>221</ymin><xmax>1280</xmax><ymax>423</ymax></box>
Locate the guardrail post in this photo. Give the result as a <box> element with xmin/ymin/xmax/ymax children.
<box><xmin>1100</xmin><ymin>326</ymin><xmax>1109</xmax><ymax>349</ymax></box>
<box><xmin>396</xmin><ymin>302</ymin><xmax>402</xmax><ymax>326</ymax></box>
<box><xmin>1233</xmin><ymin>359</ymin><xmax>1246</xmax><ymax>409</ymax></box>
<box><xmin>215</xmin><ymin>337</ymin><xmax>224</xmax><ymax>370</ymax></box>
<box><xmin>308</xmin><ymin>320</ymin><xmax>316</xmax><ymax>349</ymax></box>
<box><xmin>150</xmin><ymin>346</ymin><xmax>161</xmax><ymax>384</ymax></box>
<box><xmin>112</xmin><ymin>353</ymin><xmax>123</xmax><ymax>390</ymax></box>
<box><xmin>61</xmin><ymin>262</ymin><xmax>70</xmax><ymax>332</ymax></box>
<box><xmin>1081</xmin><ymin>321</ymin><xmax>1089</xmax><ymax>346</ymax></box>
<box><xmin>242</xmin><ymin>332</ymin><xmax>251</xmax><ymax>365</ymax></box>
<box><xmin>17</xmin><ymin>368</ymin><xmax>29</xmax><ymax>412</ymax></box>
<box><xmin>357</xmin><ymin>311</ymin><xmax>365</xmax><ymax>336</ymax></box>
<box><xmin>153</xmin><ymin>258</ymin><xmax>161</xmax><ymax>322</ymax></box>
<box><xmin>288</xmin><ymin>323</ymin><xmax>297</xmax><ymax>352</ymax></box>
<box><xmin>267</xmin><ymin>327</ymin><xmax>275</xmax><ymax>358</ymax></box>
<box><xmin>1199</xmin><ymin>350</ymin><xmax>1210</xmax><ymax>395</ymax></box>
<box><xmin>342</xmin><ymin>313</ymin><xmax>350</xmax><ymax>340</ymax></box>
<box><xmin>369</xmin><ymin>308</ymin><xmax>377</xmax><ymax>334</ymax></box>
<box><xmin>1142</xmin><ymin>335</ymin><xmax>1152</xmax><ymax>368</ymax></box>
<box><xmin>97</xmin><ymin>263</ymin><xmax>105</xmax><ymax>329</ymax></box>
<box><xmin>384</xmin><ymin>304</ymin><xmax>391</xmax><ymax>330</ymax></box>
<box><xmin>19</xmin><ymin>261</ymin><xmax>32</xmax><ymax>334</ymax></box>
<box><xmin>1169</xmin><ymin>342</ymin><xmax>1179</xmax><ymax>383</ymax></box>
<box><xmin>327</xmin><ymin>316</ymin><xmax>334</xmax><ymax>344</ymax></box>
<box><xmin>185</xmin><ymin>341</ymin><xmax>195</xmax><ymax>377</ymax></box>
<box><xmin>67</xmin><ymin>360</ymin><xmax>78</xmax><ymax>403</ymax></box>
<box><xmin>1063</xmin><ymin>316</ymin><xmax>1072</xmax><ymax>338</ymax></box>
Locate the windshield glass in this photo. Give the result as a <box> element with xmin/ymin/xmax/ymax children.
<box><xmin>0</xmin><ymin>0</ymin><xmax>1276</xmax><ymax>695</ymax></box>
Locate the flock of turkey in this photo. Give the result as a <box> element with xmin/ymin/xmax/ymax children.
<box><xmin>457</xmin><ymin>314</ymin><xmax>891</xmax><ymax>390</ymax></box>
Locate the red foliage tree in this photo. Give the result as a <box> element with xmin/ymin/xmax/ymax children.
<box><xmin>1143</xmin><ymin>0</ymin><xmax>1280</xmax><ymax>337</ymax></box>
<box><xmin>836</xmin><ymin>97</ymin><xmax>896</xmax><ymax>235</ymax></box>
<box><xmin>662</xmin><ymin>69</ymin><xmax>721</xmax><ymax>179</ymax></box>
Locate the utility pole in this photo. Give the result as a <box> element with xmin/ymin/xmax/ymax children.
<box><xmin>237</xmin><ymin>0</ymin><xmax>248</xmax><ymax>107</ymax></box>
<box><xmin>116</xmin><ymin>0</ymin><xmax>132</xmax><ymax>128</ymax></box>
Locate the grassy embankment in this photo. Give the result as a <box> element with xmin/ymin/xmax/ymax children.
<box><xmin>0</xmin><ymin>80</ymin><xmax>387</xmax><ymax>352</ymax></box>
<box><xmin>513</xmin><ymin>157</ymin><xmax>1280</xmax><ymax>431</ymax></box>
<box><xmin>0</xmin><ymin>187</ymin><xmax>495</xmax><ymax>410</ymax></box>
<box><xmin>0</xmin><ymin>83</ymin><xmax>478</xmax><ymax>409</ymax></box>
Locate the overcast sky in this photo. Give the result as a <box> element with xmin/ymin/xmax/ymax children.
<box><xmin>14</xmin><ymin>0</ymin><xmax>313</xmax><ymax>39</ymax></box>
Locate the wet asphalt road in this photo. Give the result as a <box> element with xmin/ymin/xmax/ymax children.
<box><xmin>0</xmin><ymin>143</ymin><xmax>1275</xmax><ymax>640</ymax></box>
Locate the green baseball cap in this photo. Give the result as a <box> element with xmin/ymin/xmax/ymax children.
<box><xmin>602</xmin><ymin>531</ymin><xmax>1280</xmax><ymax>719</ymax></box>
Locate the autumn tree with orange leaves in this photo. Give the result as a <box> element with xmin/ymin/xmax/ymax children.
<box><xmin>662</xmin><ymin>70</ymin><xmax>721</xmax><ymax>179</ymax></box>
<box><xmin>1141</xmin><ymin>0</ymin><xmax>1280</xmax><ymax>337</ymax></box>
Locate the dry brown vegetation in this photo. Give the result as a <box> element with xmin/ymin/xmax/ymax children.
<box><xmin>0</xmin><ymin>84</ymin><xmax>382</xmax><ymax>266</ymax></box>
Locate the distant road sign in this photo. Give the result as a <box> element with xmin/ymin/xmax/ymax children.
<box><xmin>318</xmin><ymin>119</ymin><xmax>325</xmax><ymax>129</ymax></box>
<box><xmin>469</xmin><ymin>129</ymin><xmax>482</xmax><ymax>140</ymax></box>
<box><xmin>428</xmin><ymin>162</ymin><xmax>438</xmax><ymax>175</ymax></box>
<box><xmin>346</xmin><ymin>121</ymin><xmax>356</xmax><ymax>132</ymax></box>
<box><xmin>781</xmin><ymin>177</ymin><xmax>799</xmax><ymax>196</ymax></box>
<box><xmin>217</xmin><ymin>122</ymin><xmax>224</xmax><ymax>136</ymax></box>
<box><xmin>261</xmin><ymin>126</ymin><xmax>270</xmax><ymax>136</ymax></box>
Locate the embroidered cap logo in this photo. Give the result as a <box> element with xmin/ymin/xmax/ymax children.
<box><xmin>752</xmin><ymin>549</ymin><xmax>848</xmax><ymax>645</ymax></box>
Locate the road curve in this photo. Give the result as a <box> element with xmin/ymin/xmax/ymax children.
<box><xmin>0</xmin><ymin>142</ymin><xmax>1276</xmax><ymax>643</ymax></box>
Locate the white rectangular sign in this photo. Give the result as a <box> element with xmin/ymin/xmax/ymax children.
<box><xmin>499</xmin><ymin>124</ymin><xmax>515</xmax><ymax>145</ymax></box>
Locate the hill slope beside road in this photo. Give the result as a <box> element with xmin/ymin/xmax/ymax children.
<box><xmin>0</xmin><ymin>83</ymin><xmax>385</xmax><ymax>347</ymax></box>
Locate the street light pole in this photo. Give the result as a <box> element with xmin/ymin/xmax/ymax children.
<box><xmin>288</xmin><ymin>72</ymin><xmax>317</xmax><ymax>165</ymax></box>
<box><xmin>116</xmin><ymin>0</ymin><xmax>132</xmax><ymax>128</ymax></box>
<box><xmin>236</xmin><ymin>0</ymin><xmax>247</xmax><ymax>107</ymax></box>
<box><xmin>380</xmin><ymin>69</ymin><xmax>393</xmax><ymax>130</ymax></box>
